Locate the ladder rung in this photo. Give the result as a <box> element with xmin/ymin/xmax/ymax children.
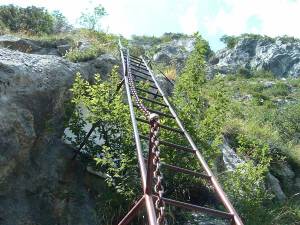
<box><xmin>140</xmin><ymin>135</ymin><xmax>195</xmax><ymax>153</ymax></box>
<box><xmin>132</xmin><ymin>74</ymin><xmax>154</xmax><ymax>83</ymax></box>
<box><xmin>134</xmin><ymin>106</ymin><xmax>174</xmax><ymax>118</ymax></box>
<box><xmin>154</xmin><ymin>196</ymin><xmax>234</xmax><ymax>220</ymax></box>
<box><xmin>131</xmin><ymin>68</ymin><xmax>151</xmax><ymax>77</ymax></box>
<box><xmin>137</xmin><ymin>118</ymin><xmax>183</xmax><ymax>134</ymax></box>
<box><xmin>130</xmin><ymin>62</ymin><xmax>148</xmax><ymax>71</ymax></box>
<box><xmin>136</xmin><ymin>87</ymin><xmax>163</xmax><ymax>98</ymax></box>
<box><xmin>138</xmin><ymin>96</ymin><xmax>168</xmax><ymax>107</ymax></box>
<box><xmin>124</xmin><ymin>55</ymin><xmax>144</xmax><ymax>65</ymax></box>
<box><xmin>161</xmin><ymin>162</ymin><xmax>211</xmax><ymax>180</ymax></box>
<box><xmin>123</xmin><ymin>53</ymin><xmax>142</xmax><ymax>61</ymax></box>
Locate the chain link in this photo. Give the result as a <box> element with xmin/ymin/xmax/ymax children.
<box><xmin>125</xmin><ymin>49</ymin><xmax>166</xmax><ymax>224</ymax></box>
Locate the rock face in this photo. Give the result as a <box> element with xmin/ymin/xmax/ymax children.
<box><xmin>0</xmin><ymin>41</ymin><xmax>117</xmax><ymax>224</ymax></box>
<box><xmin>209</xmin><ymin>36</ymin><xmax>300</xmax><ymax>77</ymax></box>
<box><xmin>153</xmin><ymin>37</ymin><xmax>195</xmax><ymax>72</ymax></box>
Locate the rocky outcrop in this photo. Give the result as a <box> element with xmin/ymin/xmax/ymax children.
<box><xmin>0</xmin><ymin>34</ymin><xmax>73</xmax><ymax>56</ymax></box>
<box><xmin>0</xmin><ymin>43</ymin><xmax>117</xmax><ymax>224</ymax></box>
<box><xmin>209</xmin><ymin>36</ymin><xmax>300</xmax><ymax>77</ymax></box>
<box><xmin>153</xmin><ymin>37</ymin><xmax>195</xmax><ymax>72</ymax></box>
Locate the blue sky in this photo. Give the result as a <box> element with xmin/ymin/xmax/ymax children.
<box><xmin>1</xmin><ymin>0</ymin><xmax>300</xmax><ymax>51</ymax></box>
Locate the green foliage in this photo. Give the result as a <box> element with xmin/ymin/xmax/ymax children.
<box><xmin>172</xmin><ymin>34</ymin><xmax>300</xmax><ymax>224</ymax></box>
<box><xmin>65</xmin><ymin>46</ymin><xmax>104</xmax><ymax>62</ymax></box>
<box><xmin>67</xmin><ymin>66</ymin><xmax>140</xmax><ymax>200</ymax></box>
<box><xmin>172</xmin><ymin>33</ymin><xmax>223</xmax><ymax>163</ymax></box>
<box><xmin>0</xmin><ymin>4</ymin><xmax>54</xmax><ymax>34</ymax></box>
<box><xmin>221</xmin><ymin>161</ymin><xmax>272</xmax><ymax>224</ymax></box>
<box><xmin>64</xmin><ymin>29</ymin><xmax>118</xmax><ymax>62</ymax></box>
<box><xmin>78</xmin><ymin>4</ymin><xmax>107</xmax><ymax>31</ymax></box>
<box><xmin>220</xmin><ymin>35</ymin><xmax>238</xmax><ymax>48</ymax></box>
<box><xmin>273</xmin><ymin>103</ymin><xmax>300</xmax><ymax>144</ymax></box>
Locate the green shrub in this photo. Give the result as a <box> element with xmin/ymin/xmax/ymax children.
<box><xmin>220</xmin><ymin>35</ymin><xmax>238</xmax><ymax>48</ymax></box>
<box><xmin>65</xmin><ymin>46</ymin><xmax>104</xmax><ymax>62</ymax></box>
<box><xmin>252</xmin><ymin>69</ymin><xmax>275</xmax><ymax>78</ymax></box>
<box><xmin>221</xmin><ymin>161</ymin><xmax>273</xmax><ymax>225</ymax></box>
<box><xmin>263</xmin><ymin>82</ymin><xmax>290</xmax><ymax>97</ymax></box>
<box><xmin>0</xmin><ymin>4</ymin><xmax>54</xmax><ymax>34</ymax></box>
<box><xmin>237</xmin><ymin>67</ymin><xmax>251</xmax><ymax>78</ymax></box>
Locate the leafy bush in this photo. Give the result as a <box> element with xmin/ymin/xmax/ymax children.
<box><xmin>65</xmin><ymin>46</ymin><xmax>104</xmax><ymax>62</ymax></box>
<box><xmin>221</xmin><ymin>161</ymin><xmax>272</xmax><ymax>224</ymax></box>
<box><xmin>220</xmin><ymin>35</ymin><xmax>238</xmax><ymax>48</ymax></box>
<box><xmin>0</xmin><ymin>4</ymin><xmax>54</xmax><ymax>34</ymax></box>
<box><xmin>163</xmin><ymin>65</ymin><xmax>177</xmax><ymax>80</ymax></box>
<box><xmin>67</xmin><ymin>66</ymin><xmax>141</xmax><ymax>200</ymax></box>
<box><xmin>64</xmin><ymin>29</ymin><xmax>118</xmax><ymax>62</ymax></box>
<box><xmin>263</xmin><ymin>82</ymin><xmax>290</xmax><ymax>97</ymax></box>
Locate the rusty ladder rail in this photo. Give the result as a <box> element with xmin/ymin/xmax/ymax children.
<box><xmin>118</xmin><ymin>40</ymin><xmax>244</xmax><ymax>225</ymax></box>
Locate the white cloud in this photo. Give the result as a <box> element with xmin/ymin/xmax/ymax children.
<box><xmin>204</xmin><ymin>0</ymin><xmax>300</xmax><ymax>38</ymax></box>
<box><xmin>179</xmin><ymin>0</ymin><xmax>199</xmax><ymax>34</ymax></box>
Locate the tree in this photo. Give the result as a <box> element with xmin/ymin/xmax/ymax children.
<box><xmin>52</xmin><ymin>10</ymin><xmax>72</xmax><ymax>33</ymax></box>
<box><xmin>220</xmin><ymin>35</ymin><xmax>238</xmax><ymax>49</ymax></box>
<box><xmin>0</xmin><ymin>4</ymin><xmax>54</xmax><ymax>34</ymax></box>
<box><xmin>78</xmin><ymin>4</ymin><xmax>107</xmax><ymax>31</ymax></box>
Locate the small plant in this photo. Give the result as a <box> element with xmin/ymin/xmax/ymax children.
<box><xmin>64</xmin><ymin>46</ymin><xmax>102</xmax><ymax>62</ymax></box>
<box><xmin>163</xmin><ymin>65</ymin><xmax>177</xmax><ymax>80</ymax></box>
<box><xmin>78</xmin><ymin>4</ymin><xmax>107</xmax><ymax>31</ymax></box>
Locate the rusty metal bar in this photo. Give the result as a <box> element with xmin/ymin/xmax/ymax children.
<box><xmin>154</xmin><ymin>196</ymin><xmax>234</xmax><ymax>220</ymax></box>
<box><xmin>131</xmin><ymin>67</ymin><xmax>152</xmax><ymax>77</ymax></box>
<box><xmin>146</xmin><ymin>132</ymin><xmax>155</xmax><ymax>195</ymax></box>
<box><xmin>123</xmin><ymin>52</ymin><xmax>143</xmax><ymax>62</ymax></box>
<box><xmin>123</xmin><ymin>55</ymin><xmax>144</xmax><ymax>65</ymax></box>
<box><xmin>142</xmin><ymin>57</ymin><xmax>244</xmax><ymax>225</ymax></box>
<box><xmin>136</xmin><ymin>87</ymin><xmax>163</xmax><ymax>98</ymax></box>
<box><xmin>138</xmin><ymin>96</ymin><xmax>169</xmax><ymax>108</ymax></box>
<box><xmin>117</xmin><ymin>196</ymin><xmax>145</xmax><ymax>225</ymax></box>
<box><xmin>161</xmin><ymin>162</ymin><xmax>211</xmax><ymax>180</ymax></box>
<box><xmin>130</xmin><ymin>63</ymin><xmax>149</xmax><ymax>71</ymax></box>
<box><xmin>144</xmin><ymin>158</ymin><xmax>210</xmax><ymax>180</ymax></box>
<box><xmin>132</xmin><ymin>73</ymin><xmax>154</xmax><ymax>83</ymax></box>
<box><xmin>133</xmin><ymin>104</ymin><xmax>174</xmax><ymax>118</ymax></box>
<box><xmin>137</xmin><ymin>118</ymin><xmax>183</xmax><ymax>134</ymax></box>
<box><xmin>140</xmin><ymin>135</ymin><xmax>195</xmax><ymax>153</ymax></box>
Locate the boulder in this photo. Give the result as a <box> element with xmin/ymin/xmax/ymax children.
<box><xmin>152</xmin><ymin>37</ymin><xmax>195</xmax><ymax>72</ymax></box>
<box><xmin>266</xmin><ymin>173</ymin><xmax>287</xmax><ymax>201</ymax></box>
<box><xmin>57</xmin><ymin>44</ymin><xmax>72</xmax><ymax>56</ymax></box>
<box><xmin>0</xmin><ymin>35</ymin><xmax>76</xmax><ymax>56</ymax></box>
<box><xmin>271</xmin><ymin>161</ymin><xmax>295</xmax><ymax>191</ymax></box>
<box><xmin>0</xmin><ymin>35</ymin><xmax>41</xmax><ymax>53</ymax></box>
<box><xmin>0</xmin><ymin>46</ymin><xmax>117</xmax><ymax>225</ymax></box>
<box><xmin>219</xmin><ymin>138</ymin><xmax>245</xmax><ymax>171</ymax></box>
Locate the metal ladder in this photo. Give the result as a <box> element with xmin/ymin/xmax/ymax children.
<box><xmin>117</xmin><ymin>40</ymin><xmax>244</xmax><ymax>225</ymax></box>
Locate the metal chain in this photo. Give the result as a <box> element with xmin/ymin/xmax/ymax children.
<box><xmin>150</xmin><ymin>114</ymin><xmax>165</xmax><ymax>224</ymax></box>
<box><xmin>125</xmin><ymin>49</ymin><xmax>166</xmax><ymax>224</ymax></box>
